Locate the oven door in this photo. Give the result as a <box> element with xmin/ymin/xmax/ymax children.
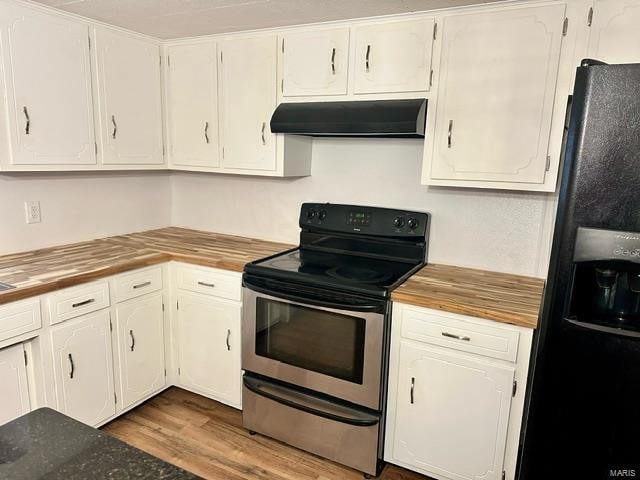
<box><xmin>242</xmin><ymin>276</ymin><xmax>386</xmax><ymax>410</ymax></box>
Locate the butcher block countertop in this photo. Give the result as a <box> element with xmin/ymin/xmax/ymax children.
<box><xmin>0</xmin><ymin>227</ymin><xmax>291</xmax><ymax>305</ymax></box>
<box><xmin>0</xmin><ymin>227</ymin><xmax>544</xmax><ymax>328</ymax></box>
<box><xmin>392</xmin><ymin>264</ymin><xmax>545</xmax><ymax>329</ymax></box>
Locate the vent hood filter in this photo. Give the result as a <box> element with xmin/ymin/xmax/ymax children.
<box><xmin>270</xmin><ymin>98</ymin><xmax>427</xmax><ymax>138</ymax></box>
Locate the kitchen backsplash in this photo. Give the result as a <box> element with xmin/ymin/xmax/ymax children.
<box><xmin>0</xmin><ymin>140</ymin><xmax>556</xmax><ymax>277</ymax></box>
<box><xmin>172</xmin><ymin>138</ymin><xmax>557</xmax><ymax>277</ymax></box>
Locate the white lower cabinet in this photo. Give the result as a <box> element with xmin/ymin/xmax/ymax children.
<box><xmin>393</xmin><ymin>341</ymin><xmax>514</xmax><ymax>480</ymax></box>
<box><xmin>176</xmin><ymin>291</ymin><xmax>241</xmax><ymax>408</ymax></box>
<box><xmin>0</xmin><ymin>342</ymin><xmax>30</xmax><ymax>426</ymax></box>
<box><xmin>49</xmin><ymin>310</ymin><xmax>116</xmax><ymax>426</ymax></box>
<box><xmin>386</xmin><ymin>303</ymin><xmax>533</xmax><ymax>480</ymax></box>
<box><xmin>114</xmin><ymin>292</ymin><xmax>165</xmax><ymax>409</ymax></box>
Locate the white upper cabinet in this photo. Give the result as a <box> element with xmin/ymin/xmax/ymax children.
<box><xmin>0</xmin><ymin>5</ymin><xmax>95</xmax><ymax>166</ymax></box>
<box><xmin>220</xmin><ymin>35</ymin><xmax>278</xmax><ymax>172</ymax></box>
<box><xmin>282</xmin><ymin>27</ymin><xmax>350</xmax><ymax>96</ymax></box>
<box><xmin>93</xmin><ymin>28</ymin><xmax>163</xmax><ymax>166</ymax></box>
<box><xmin>114</xmin><ymin>292</ymin><xmax>165</xmax><ymax>410</ymax></box>
<box><xmin>0</xmin><ymin>343</ymin><xmax>30</xmax><ymax>426</ymax></box>
<box><xmin>588</xmin><ymin>0</ymin><xmax>640</xmax><ymax>64</ymax></box>
<box><xmin>167</xmin><ymin>42</ymin><xmax>219</xmax><ymax>168</ymax></box>
<box><xmin>354</xmin><ymin>18</ymin><xmax>435</xmax><ymax>94</ymax></box>
<box><xmin>392</xmin><ymin>341</ymin><xmax>515</xmax><ymax>480</ymax></box>
<box><xmin>426</xmin><ymin>4</ymin><xmax>566</xmax><ymax>188</ymax></box>
<box><xmin>50</xmin><ymin>310</ymin><xmax>116</xmax><ymax>426</ymax></box>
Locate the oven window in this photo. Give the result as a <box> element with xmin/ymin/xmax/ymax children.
<box><xmin>255</xmin><ymin>298</ymin><xmax>366</xmax><ymax>384</ymax></box>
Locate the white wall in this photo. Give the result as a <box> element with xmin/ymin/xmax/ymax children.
<box><xmin>0</xmin><ymin>139</ymin><xmax>557</xmax><ymax>276</ymax></box>
<box><xmin>0</xmin><ymin>171</ymin><xmax>171</xmax><ymax>255</ymax></box>
<box><xmin>171</xmin><ymin>138</ymin><xmax>557</xmax><ymax>277</ymax></box>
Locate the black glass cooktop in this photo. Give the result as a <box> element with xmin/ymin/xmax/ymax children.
<box><xmin>245</xmin><ymin>248</ymin><xmax>422</xmax><ymax>296</ymax></box>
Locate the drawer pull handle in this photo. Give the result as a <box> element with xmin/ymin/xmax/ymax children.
<box><xmin>261</xmin><ymin>121</ymin><xmax>266</xmax><ymax>145</ymax></box>
<box><xmin>133</xmin><ymin>281</ymin><xmax>151</xmax><ymax>289</ymax></box>
<box><xmin>129</xmin><ymin>329</ymin><xmax>135</xmax><ymax>352</ymax></box>
<box><xmin>68</xmin><ymin>353</ymin><xmax>75</xmax><ymax>379</ymax></box>
<box><xmin>410</xmin><ymin>376</ymin><xmax>415</xmax><ymax>404</ymax></box>
<box><xmin>72</xmin><ymin>298</ymin><xmax>95</xmax><ymax>308</ymax></box>
<box><xmin>197</xmin><ymin>281</ymin><xmax>215</xmax><ymax>288</ymax></box>
<box><xmin>226</xmin><ymin>329</ymin><xmax>231</xmax><ymax>351</ymax></box>
<box><xmin>442</xmin><ymin>331</ymin><xmax>471</xmax><ymax>342</ymax></box>
<box><xmin>447</xmin><ymin>119</ymin><xmax>453</xmax><ymax>148</ymax></box>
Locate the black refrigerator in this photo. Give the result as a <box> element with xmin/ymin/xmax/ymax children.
<box><xmin>519</xmin><ymin>60</ymin><xmax>640</xmax><ymax>479</ymax></box>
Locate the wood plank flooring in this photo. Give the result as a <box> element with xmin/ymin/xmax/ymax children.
<box><xmin>102</xmin><ymin>387</ymin><xmax>432</xmax><ymax>480</ymax></box>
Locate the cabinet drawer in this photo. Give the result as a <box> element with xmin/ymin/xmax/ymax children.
<box><xmin>400</xmin><ymin>306</ymin><xmax>520</xmax><ymax>362</ymax></box>
<box><xmin>113</xmin><ymin>266</ymin><xmax>163</xmax><ymax>303</ymax></box>
<box><xmin>0</xmin><ymin>298</ymin><xmax>41</xmax><ymax>343</ymax></box>
<box><xmin>47</xmin><ymin>282</ymin><xmax>110</xmax><ymax>325</ymax></box>
<box><xmin>175</xmin><ymin>264</ymin><xmax>241</xmax><ymax>301</ymax></box>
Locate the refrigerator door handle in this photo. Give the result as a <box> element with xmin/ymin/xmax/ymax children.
<box><xmin>565</xmin><ymin>317</ymin><xmax>640</xmax><ymax>340</ymax></box>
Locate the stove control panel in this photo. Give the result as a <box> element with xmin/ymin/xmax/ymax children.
<box><xmin>300</xmin><ymin>203</ymin><xmax>430</xmax><ymax>238</ymax></box>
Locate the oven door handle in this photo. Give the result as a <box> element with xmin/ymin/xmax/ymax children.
<box><xmin>243</xmin><ymin>375</ymin><xmax>379</xmax><ymax>427</ymax></box>
<box><xmin>243</xmin><ymin>277</ymin><xmax>384</xmax><ymax>313</ymax></box>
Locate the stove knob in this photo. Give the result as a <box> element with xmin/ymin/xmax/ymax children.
<box><xmin>407</xmin><ymin>218</ymin><xmax>419</xmax><ymax>230</ymax></box>
<box><xmin>318</xmin><ymin>210</ymin><xmax>327</xmax><ymax>220</ymax></box>
<box><xmin>306</xmin><ymin>209</ymin><xmax>317</xmax><ymax>219</ymax></box>
<box><xmin>394</xmin><ymin>217</ymin><xmax>405</xmax><ymax>228</ymax></box>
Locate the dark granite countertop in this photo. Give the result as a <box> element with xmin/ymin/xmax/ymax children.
<box><xmin>0</xmin><ymin>408</ymin><xmax>199</xmax><ymax>480</ymax></box>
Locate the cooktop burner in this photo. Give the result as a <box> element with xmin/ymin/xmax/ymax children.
<box><xmin>246</xmin><ymin>249</ymin><xmax>420</xmax><ymax>295</ymax></box>
<box><xmin>244</xmin><ymin>203</ymin><xmax>430</xmax><ymax>298</ymax></box>
<box><xmin>326</xmin><ymin>265</ymin><xmax>394</xmax><ymax>284</ymax></box>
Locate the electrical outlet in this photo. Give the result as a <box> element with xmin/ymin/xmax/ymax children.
<box><xmin>25</xmin><ymin>201</ymin><xmax>41</xmax><ymax>224</ymax></box>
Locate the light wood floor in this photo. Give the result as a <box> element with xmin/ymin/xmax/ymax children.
<box><xmin>102</xmin><ymin>387</ymin><xmax>432</xmax><ymax>480</ymax></box>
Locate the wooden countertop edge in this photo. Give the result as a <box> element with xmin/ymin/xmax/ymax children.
<box><xmin>0</xmin><ymin>231</ymin><xmax>542</xmax><ymax>329</ymax></box>
<box><xmin>0</xmin><ymin>253</ymin><xmax>171</xmax><ymax>305</ymax></box>
<box><xmin>391</xmin><ymin>291</ymin><xmax>540</xmax><ymax>329</ymax></box>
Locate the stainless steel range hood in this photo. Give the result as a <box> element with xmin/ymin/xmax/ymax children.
<box><xmin>270</xmin><ymin>98</ymin><xmax>427</xmax><ymax>138</ymax></box>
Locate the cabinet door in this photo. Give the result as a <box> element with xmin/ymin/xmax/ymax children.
<box><xmin>220</xmin><ymin>36</ymin><xmax>277</xmax><ymax>171</ymax></box>
<box><xmin>167</xmin><ymin>43</ymin><xmax>219</xmax><ymax>168</ymax></box>
<box><xmin>354</xmin><ymin>19</ymin><xmax>434</xmax><ymax>94</ymax></box>
<box><xmin>588</xmin><ymin>0</ymin><xmax>640</xmax><ymax>64</ymax></box>
<box><xmin>1</xmin><ymin>5</ymin><xmax>95</xmax><ymax>165</ymax></box>
<box><xmin>50</xmin><ymin>310</ymin><xmax>115</xmax><ymax>426</ymax></box>
<box><xmin>115</xmin><ymin>293</ymin><xmax>165</xmax><ymax>409</ymax></box>
<box><xmin>0</xmin><ymin>343</ymin><xmax>30</xmax><ymax>426</ymax></box>
<box><xmin>429</xmin><ymin>4</ymin><xmax>566</xmax><ymax>185</ymax></box>
<box><xmin>393</xmin><ymin>341</ymin><xmax>514</xmax><ymax>480</ymax></box>
<box><xmin>282</xmin><ymin>28</ymin><xmax>349</xmax><ymax>96</ymax></box>
<box><xmin>94</xmin><ymin>28</ymin><xmax>163</xmax><ymax>165</ymax></box>
<box><xmin>177</xmin><ymin>292</ymin><xmax>241</xmax><ymax>406</ymax></box>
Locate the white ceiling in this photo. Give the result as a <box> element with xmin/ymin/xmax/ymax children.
<box><xmin>30</xmin><ymin>0</ymin><xmax>503</xmax><ymax>39</ymax></box>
